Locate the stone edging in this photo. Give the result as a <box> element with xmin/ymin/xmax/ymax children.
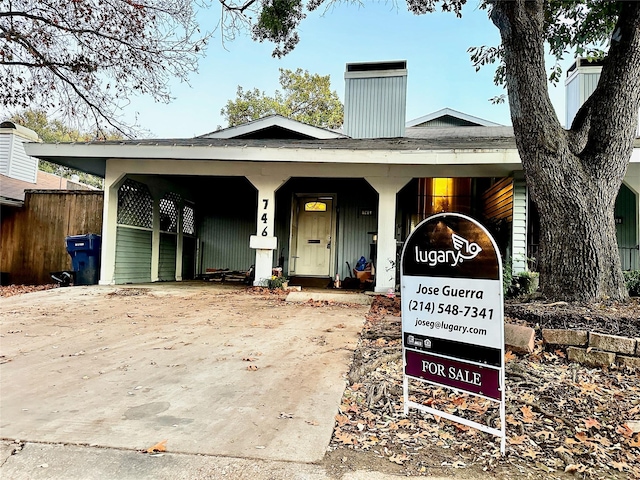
<box><xmin>542</xmin><ymin>329</ymin><xmax>640</xmax><ymax>369</ymax></box>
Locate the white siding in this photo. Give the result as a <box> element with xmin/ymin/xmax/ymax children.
<box><xmin>565</xmin><ymin>74</ymin><xmax>580</xmax><ymax>128</ymax></box>
<box><xmin>4</xmin><ymin>134</ymin><xmax>38</xmax><ymax>182</ymax></box>
<box><xmin>511</xmin><ymin>178</ymin><xmax>528</xmax><ymax>274</ymax></box>
<box><xmin>0</xmin><ymin>134</ymin><xmax>10</xmax><ymax>175</ymax></box>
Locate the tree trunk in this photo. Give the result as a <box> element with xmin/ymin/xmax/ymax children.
<box><xmin>491</xmin><ymin>0</ymin><xmax>640</xmax><ymax>302</ymax></box>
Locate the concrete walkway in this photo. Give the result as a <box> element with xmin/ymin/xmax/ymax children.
<box><xmin>0</xmin><ymin>441</ymin><xmax>456</xmax><ymax>479</ymax></box>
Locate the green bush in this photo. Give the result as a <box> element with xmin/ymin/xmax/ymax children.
<box><xmin>623</xmin><ymin>270</ymin><xmax>640</xmax><ymax>296</ymax></box>
<box><xmin>267</xmin><ymin>275</ymin><xmax>288</xmax><ymax>289</ymax></box>
<box><xmin>503</xmin><ymin>258</ymin><xmax>513</xmax><ymax>296</ymax></box>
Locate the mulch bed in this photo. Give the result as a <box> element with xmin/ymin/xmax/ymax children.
<box><xmin>326</xmin><ymin>296</ymin><xmax>640</xmax><ymax>479</ymax></box>
<box><xmin>505</xmin><ymin>298</ymin><xmax>640</xmax><ymax>338</ymax></box>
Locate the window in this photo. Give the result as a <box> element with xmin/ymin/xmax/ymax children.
<box><xmin>304</xmin><ymin>201</ymin><xmax>327</xmax><ymax>212</ymax></box>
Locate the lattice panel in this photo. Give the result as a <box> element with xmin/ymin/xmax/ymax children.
<box><xmin>183</xmin><ymin>204</ymin><xmax>195</xmax><ymax>235</ymax></box>
<box><xmin>117</xmin><ymin>179</ymin><xmax>152</xmax><ymax>228</ymax></box>
<box><xmin>160</xmin><ymin>192</ymin><xmax>181</xmax><ymax>233</ymax></box>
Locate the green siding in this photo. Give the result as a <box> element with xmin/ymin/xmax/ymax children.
<box><xmin>336</xmin><ymin>188</ymin><xmax>378</xmax><ymax>280</ymax></box>
<box><xmin>197</xmin><ymin>178</ymin><xmax>257</xmax><ymax>272</ymax></box>
<box><xmin>159</xmin><ymin>233</ymin><xmax>177</xmax><ymax>281</ymax></box>
<box><xmin>115</xmin><ymin>226</ymin><xmax>151</xmax><ymax>284</ymax></box>
<box><xmin>615</xmin><ymin>184</ymin><xmax>638</xmax><ymax>270</ymax></box>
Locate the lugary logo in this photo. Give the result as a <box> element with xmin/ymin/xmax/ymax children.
<box><xmin>415</xmin><ymin>233</ymin><xmax>482</xmax><ymax>267</ymax></box>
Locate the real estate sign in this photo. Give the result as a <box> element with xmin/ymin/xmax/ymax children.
<box><xmin>401</xmin><ymin>213</ymin><xmax>505</xmax><ymax>453</ymax></box>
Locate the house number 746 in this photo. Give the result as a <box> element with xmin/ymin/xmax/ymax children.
<box><xmin>261</xmin><ymin>199</ymin><xmax>268</xmax><ymax>236</ymax></box>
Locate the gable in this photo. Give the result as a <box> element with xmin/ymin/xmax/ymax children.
<box><xmin>198</xmin><ymin>115</ymin><xmax>345</xmax><ymax>140</ymax></box>
<box><xmin>406</xmin><ymin>108</ymin><xmax>502</xmax><ymax>129</ymax></box>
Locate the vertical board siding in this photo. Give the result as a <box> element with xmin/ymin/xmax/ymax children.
<box><xmin>615</xmin><ymin>184</ymin><xmax>639</xmax><ymax>270</ymax></box>
<box><xmin>344</xmin><ymin>75</ymin><xmax>407</xmax><ymax>139</ymax></box>
<box><xmin>158</xmin><ymin>233</ymin><xmax>177</xmax><ymax>281</ymax></box>
<box><xmin>565</xmin><ymin>76</ymin><xmax>580</xmax><ymax>128</ymax></box>
<box><xmin>0</xmin><ymin>191</ymin><xmax>103</xmax><ymax>284</ymax></box>
<box><xmin>336</xmin><ymin>186</ymin><xmax>378</xmax><ymax>281</ymax></box>
<box><xmin>197</xmin><ymin>178</ymin><xmax>256</xmax><ymax>272</ymax></box>
<box><xmin>114</xmin><ymin>226</ymin><xmax>152</xmax><ymax>284</ymax></box>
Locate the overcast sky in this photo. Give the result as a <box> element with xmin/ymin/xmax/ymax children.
<box><xmin>122</xmin><ymin>1</ymin><xmax>574</xmax><ymax>138</ymax></box>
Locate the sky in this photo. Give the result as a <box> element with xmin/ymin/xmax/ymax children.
<box><xmin>121</xmin><ymin>1</ymin><xmax>575</xmax><ymax>139</ymax></box>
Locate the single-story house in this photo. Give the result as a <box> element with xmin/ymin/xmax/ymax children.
<box><xmin>24</xmin><ymin>61</ymin><xmax>640</xmax><ymax>291</ymax></box>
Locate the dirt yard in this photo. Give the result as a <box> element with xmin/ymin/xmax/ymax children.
<box><xmin>0</xmin><ymin>283</ymin><xmax>368</xmax><ymax>465</ymax></box>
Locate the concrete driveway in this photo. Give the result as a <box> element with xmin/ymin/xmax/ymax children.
<box><xmin>0</xmin><ymin>284</ymin><xmax>368</xmax><ymax>464</ymax></box>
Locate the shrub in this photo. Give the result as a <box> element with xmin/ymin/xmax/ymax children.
<box><xmin>623</xmin><ymin>270</ymin><xmax>640</xmax><ymax>297</ymax></box>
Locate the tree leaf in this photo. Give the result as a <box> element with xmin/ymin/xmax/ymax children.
<box><xmin>146</xmin><ymin>439</ymin><xmax>167</xmax><ymax>453</ymax></box>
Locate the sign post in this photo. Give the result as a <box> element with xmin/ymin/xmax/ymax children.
<box><xmin>401</xmin><ymin>213</ymin><xmax>506</xmax><ymax>454</ymax></box>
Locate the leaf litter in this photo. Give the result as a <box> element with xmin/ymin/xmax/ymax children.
<box><xmin>325</xmin><ymin>296</ymin><xmax>640</xmax><ymax>479</ymax></box>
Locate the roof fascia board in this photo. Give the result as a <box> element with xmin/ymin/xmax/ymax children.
<box><xmin>26</xmin><ymin>141</ymin><xmax>522</xmax><ymax>167</ymax></box>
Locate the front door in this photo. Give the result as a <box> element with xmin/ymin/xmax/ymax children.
<box><xmin>292</xmin><ymin>197</ymin><xmax>334</xmax><ymax>276</ymax></box>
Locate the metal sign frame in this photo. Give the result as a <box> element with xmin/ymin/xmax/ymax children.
<box><xmin>400</xmin><ymin>212</ymin><xmax>506</xmax><ymax>454</ymax></box>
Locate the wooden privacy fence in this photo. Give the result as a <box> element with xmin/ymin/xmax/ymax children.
<box><xmin>1</xmin><ymin>190</ymin><xmax>104</xmax><ymax>285</ymax></box>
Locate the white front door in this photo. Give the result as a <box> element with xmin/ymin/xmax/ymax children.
<box><xmin>292</xmin><ymin>197</ymin><xmax>334</xmax><ymax>276</ymax></box>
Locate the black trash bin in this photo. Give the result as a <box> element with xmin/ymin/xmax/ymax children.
<box><xmin>66</xmin><ymin>234</ymin><xmax>101</xmax><ymax>285</ymax></box>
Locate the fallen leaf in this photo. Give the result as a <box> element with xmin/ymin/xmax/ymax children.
<box><xmin>335</xmin><ymin>431</ymin><xmax>356</xmax><ymax>445</ymax></box>
<box><xmin>610</xmin><ymin>461</ymin><xmax>628</xmax><ymax>472</ymax></box>
<box><xmin>565</xmin><ymin>464</ymin><xmax>586</xmax><ymax>473</ymax></box>
<box><xmin>506</xmin><ymin>414</ymin><xmax>519</xmax><ymax>426</ymax></box>
<box><xmin>520</xmin><ymin>405</ymin><xmax>535</xmax><ymax>423</ymax></box>
<box><xmin>335</xmin><ymin>414</ymin><xmax>349</xmax><ymax>426</ymax></box>
<box><xmin>146</xmin><ymin>440</ymin><xmax>167</xmax><ymax>453</ymax></box>
<box><xmin>575</xmin><ymin>432</ymin><xmax>591</xmax><ymax>443</ymax></box>
<box><xmin>508</xmin><ymin>435</ymin><xmax>527</xmax><ymax>445</ymax></box>
<box><xmin>504</xmin><ymin>351</ymin><xmax>516</xmax><ymax>362</ymax></box>
<box><xmin>584</xmin><ymin>418</ymin><xmax>601</xmax><ymax>430</ymax></box>
<box><xmin>389</xmin><ymin>453</ymin><xmax>408</xmax><ymax>464</ymax></box>
<box><xmin>617</xmin><ymin>423</ymin><xmax>634</xmax><ymax>438</ymax></box>
<box><xmin>522</xmin><ymin>448</ymin><xmax>540</xmax><ymax>459</ymax></box>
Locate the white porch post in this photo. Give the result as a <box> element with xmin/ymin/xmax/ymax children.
<box><xmin>365</xmin><ymin>177</ymin><xmax>411</xmax><ymax>293</ymax></box>
<box><xmin>175</xmin><ymin>200</ymin><xmax>183</xmax><ymax>281</ymax></box>
<box><xmin>98</xmin><ymin>171</ymin><xmax>126</xmax><ymax>285</ymax></box>
<box><xmin>511</xmin><ymin>173</ymin><xmax>528</xmax><ymax>274</ymax></box>
<box><xmin>151</xmin><ymin>195</ymin><xmax>161</xmax><ymax>282</ymax></box>
<box><xmin>247</xmin><ymin>175</ymin><xmax>289</xmax><ymax>286</ymax></box>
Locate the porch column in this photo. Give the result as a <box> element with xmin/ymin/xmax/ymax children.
<box><xmin>365</xmin><ymin>177</ymin><xmax>411</xmax><ymax>293</ymax></box>
<box><xmin>247</xmin><ymin>175</ymin><xmax>289</xmax><ymax>286</ymax></box>
<box><xmin>151</xmin><ymin>195</ymin><xmax>161</xmax><ymax>282</ymax></box>
<box><xmin>175</xmin><ymin>200</ymin><xmax>183</xmax><ymax>281</ymax></box>
<box><xmin>98</xmin><ymin>171</ymin><xmax>126</xmax><ymax>285</ymax></box>
<box><xmin>511</xmin><ymin>172</ymin><xmax>528</xmax><ymax>274</ymax></box>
